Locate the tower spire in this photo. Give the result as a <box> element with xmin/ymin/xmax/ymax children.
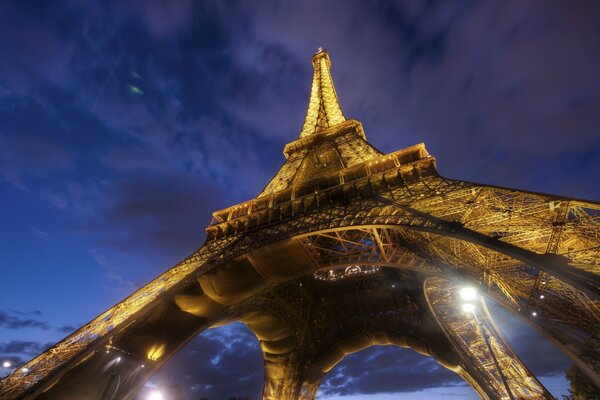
<box><xmin>299</xmin><ymin>48</ymin><xmax>346</xmax><ymax>138</ymax></box>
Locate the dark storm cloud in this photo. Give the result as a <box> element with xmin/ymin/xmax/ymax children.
<box><xmin>0</xmin><ymin>311</ymin><xmax>49</xmax><ymax>330</ymax></box>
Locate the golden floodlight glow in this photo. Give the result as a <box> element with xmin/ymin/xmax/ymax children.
<box><xmin>459</xmin><ymin>287</ymin><xmax>478</xmax><ymax>301</ymax></box>
<box><xmin>148</xmin><ymin>390</ymin><xmax>164</xmax><ymax>400</ymax></box>
<box><xmin>2</xmin><ymin>47</ymin><xmax>597</xmax><ymax>400</ymax></box>
<box><xmin>147</xmin><ymin>344</ymin><xmax>166</xmax><ymax>361</ymax></box>
<box><xmin>299</xmin><ymin>49</ymin><xmax>346</xmax><ymax>138</ymax></box>
<box><xmin>462</xmin><ymin>303</ymin><xmax>476</xmax><ymax>313</ymax></box>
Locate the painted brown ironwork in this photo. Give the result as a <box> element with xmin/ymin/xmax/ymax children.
<box><xmin>1</xmin><ymin>49</ymin><xmax>599</xmax><ymax>400</ymax></box>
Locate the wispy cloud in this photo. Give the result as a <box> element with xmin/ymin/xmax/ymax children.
<box><xmin>0</xmin><ymin>311</ymin><xmax>49</xmax><ymax>330</ymax></box>
<box><xmin>0</xmin><ymin>134</ymin><xmax>76</xmax><ymax>191</ymax></box>
<box><xmin>0</xmin><ymin>340</ymin><xmax>52</xmax><ymax>355</ymax></box>
<box><xmin>0</xmin><ymin>1</ymin><xmax>594</xmax><ymax>398</ymax></box>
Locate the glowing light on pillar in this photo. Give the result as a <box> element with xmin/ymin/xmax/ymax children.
<box><xmin>462</xmin><ymin>303</ymin><xmax>476</xmax><ymax>313</ymax></box>
<box><xmin>459</xmin><ymin>287</ymin><xmax>477</xmax><ymax>301</ymax></box>
<box><xmin>147</xmin><ymin>344</ymin><xmax>166</xmax><ymax>361</ymax></box>
<box><xmin>148</xmin><ymin>390</ymin><xmax>164</xmax><ymax>400</ymax></box>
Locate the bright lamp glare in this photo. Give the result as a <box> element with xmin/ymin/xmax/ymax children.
<box><xmin>462</xmin><ymin>303</ymin><xmax>476</xmax><ymax>313</ymax></box>
<box><xmin>459</xmin><ymin>287</ymin><xmax>477</xmax><ymax>301</ymax></box>
<box><xmin>148</xmin><ymin>390</ymin><xmax>164</xmax><ymax>400</ymax></box>
<box><xmin>2</xmin><ymin>360</ymin><xmax>11</xmax><ymax>368</ymax></box>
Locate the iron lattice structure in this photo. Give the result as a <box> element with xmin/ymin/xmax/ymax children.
<box><xmin>1</xmin><ymin>49</ymin><xmax>599</xmax><ymax>400</ymax></box>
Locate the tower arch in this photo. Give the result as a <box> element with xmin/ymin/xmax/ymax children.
<box><xmin>2</xmin><ymin>49</ymin><xmax>599</xmax><ymax>400</ymax></box>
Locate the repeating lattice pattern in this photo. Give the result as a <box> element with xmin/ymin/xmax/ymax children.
<box><xmin>2</xmin><ymin>49</ymin><xmax>598</xmax><ymax>400</ymax></box>
<box><xmin>299</xmin><ymin>50</ymin><xmax>346</xmax><ymax>138</ymax></box>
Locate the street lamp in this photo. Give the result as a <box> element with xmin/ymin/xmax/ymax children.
<box><xmin>458</xmin><ymin>286</ymin><xmax>515</xmax><ymax>400</ymax></box>
<box><xmin>2</xmin><ymin>360</ymin><xmax>11</xmax><ymax>368</ymax></box>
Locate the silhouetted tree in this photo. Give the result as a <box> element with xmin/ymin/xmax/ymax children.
<box><xmin>562</xmin><ymin>365</ymin><xmax>600</xmax><ymax>400</ymax></box>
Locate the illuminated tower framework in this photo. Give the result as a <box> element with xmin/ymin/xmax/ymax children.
<box><xmin>1</xmin><ymin>49</ymin><xmax>599</xmax><ymax>400</ymax></box>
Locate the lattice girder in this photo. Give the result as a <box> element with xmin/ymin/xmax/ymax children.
<box><xmin>425</xmin><ymin>277</ymin><xmax>549</xmax><ymax>399</ymax></box>
<box><xmin>2</xmin><ymin>49</ymin><xmax>599</xmax><ymax>400</ymax></box>
<box><xmin>3</xmin><ymin>178</ymin><xmax>599</xmax><ymax>399</ymax></box>
<box><xmin>229</xmin><ymin>266</ymin><xmax>545</xmax><ymax>400</ymax></box>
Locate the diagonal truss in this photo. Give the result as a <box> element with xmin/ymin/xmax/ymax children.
<box><xmin>1</xmin><ymin>49</ymin><xmax>599</xmax><ymax>400</ymax></box>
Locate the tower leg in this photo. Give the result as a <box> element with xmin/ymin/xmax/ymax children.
<box><xmin>261</xmin><ymin>351</ymin><xmax>315</xmax><ymax>400</ymax></box>
<box><xmin>425</xmin><ymin>277</ymin><xmax>552</xmax><ymax>400</ymax></box>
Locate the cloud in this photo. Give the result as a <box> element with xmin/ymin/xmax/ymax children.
<box><xmin>147</xmin><ymin>325</ymin><xmax>468</xmax><ymax>399</ymax></box>
<box><xmin>0</xmin><ymin>134</ymin><xmax>76</xmax><ymax>190</ymax></box>
<box><xmin>0</xmin><ymin>311</ymin><xmax>49</xmax><ymax>330</ymax></box>
<box><xmin>29</xmin><ymin>227</ymin><xmax>50</xmax><ymax>240</ymax></box>
<box><xmin>0</xmin><ymin>339</ymin><xmax>53</xmax><ymax>379</ymax></box>
<box><xmin>319</xmin><ymin>346</ymin><xmax>466</xmax><ymax>396</ymax></box>
<box><xmin>146</xmin><ymin>323</ymin><xmax>264</xmax><ymax>399</ymax></box>
<box><xmin>210</xmin><ymin>0</ymin><xmax>600</xmax><ymax>199</ymax></box>
<box><xmin>57</xmin><ymin>325</ymin><xmax>78</xmax><ymax>334</ymax></box>
<box><xmin>0</xmin><ymin>340</ymin><xmax>52</xmax><ymax>355</ymax></box>
<box><xmin>89</xmin><ymin>249</ymin><xmax>138</xmax><ymax>293</ymax></box>
<box><xmin>0</xmin><ymin>1</ymin><xmax>595</xmax><ymax>398</ymax></box>
<box><xmin>95</xmin><ymin>172</ymin><xmax>223</xmax><ymax>260</ymax></box>
<box><xmin>0</xmin><ymin>2</ymin><xmax>75</xmax><ymax>94</ymax></box>
<box><xmin>125</xmin><ymin>0</ymin><xmax>194</xmax><ymax>38</ymax></box>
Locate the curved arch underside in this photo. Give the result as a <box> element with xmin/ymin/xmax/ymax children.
<box><xmin>2</xmin><ymin>49</ymin><xmax>599</xmax><ymax>400</ymax></box>
<box><xmin>2</xmin><ymin>178</ymin><xmax>599</xmax><ymax>400</ymax></box>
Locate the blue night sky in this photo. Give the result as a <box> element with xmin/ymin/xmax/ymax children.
<box><xmin>1</xmin><ymin>1</ymin><xmax>599</xmax><ymax>399</ymax></box>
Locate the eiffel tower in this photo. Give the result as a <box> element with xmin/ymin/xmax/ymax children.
<box><xmin>2</xmin><ymin>49</ymin><xmax>600</xmax><ymax>400</ymax></box>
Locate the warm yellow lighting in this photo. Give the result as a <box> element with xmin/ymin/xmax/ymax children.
<box><xmin>299</xmin><ymin>49</ymin><xmax>346</xmax><ymax>138</ymax></box>
<box><xmin>147</xmin><ymin>344</ymin><xmax>166</xmax><ymax>361</ymax></box>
